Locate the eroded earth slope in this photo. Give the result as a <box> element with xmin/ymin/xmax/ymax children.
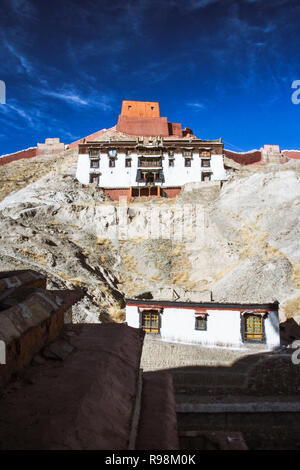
<box><xmin>0</xmin><ymin>151</ymin><xmax>299</xmax><ymax>322</ymax></box>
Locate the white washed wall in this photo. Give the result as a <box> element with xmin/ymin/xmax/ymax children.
<box><xmin>160</xmin><ymin>308</ymin><xmax>241</xmax><ymax>347</ymax></box>
<box><xmin>211</xmin><ymin>154</ymin><xmax>227</xmax><ymax>181</ymax></box>
<box><xmin>76</xmin><ymin>151</ymin><xmax>227</xmax><ymax>188</ymax></box>
<box><xmin>264</xmin><ymin>310</ymin><xmax>280</xmax><ymax>347</ymax></box>
<box><xmin>125</xmin><ymin>306</ymin><xmax>280</xmax><ymax>348</ymax></box>
<box><xmin>76</xmin><ymin>154</ymin><xmax>91</xmax><ymax>184</ymax></box>
<box><xmin>126</xmin><ymin>305</ymin><xmax>140</xmax><ymax>328</ymax></box>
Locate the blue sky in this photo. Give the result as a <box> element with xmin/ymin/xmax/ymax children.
<box><xmin>1</xmin><ymin>0</ymin><xmax>300</xmax><ymax>154</ymax></box>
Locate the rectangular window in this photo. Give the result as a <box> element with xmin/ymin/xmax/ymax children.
<box><xmin>141</xmin><ymin>310</ymin><xmax>160</xmax><ymax>334</ymax></box>
<box><xmin>138</xmin><ymin>157</ymin><xmax>162</xmax><ymax>167</ymax></box>
<box><xmin>195</xmin><ymin>316</ymin><xmax>207</xmax><ymax>331</ymax></box>
<box><xmin>109</xmin><ymin>158</ymin><xmax>116</xmax><ymax>168</ymax></box>
<box><xmin>108</xmin><ymin>149</ymin><xmax>117</xmax><ymax>157</ymax></box>
<box><xmin>90</xmin><ymin>159</ymin><xmax>99</xmax><ymax>168</ymax></box>
<box><xmin>185</xmin><ymin>158</ymin><xmax>191</xmax><ymax>167</ymax></box>
<box><xmin>89</xmin><ymin>149</ymin><xmax>99</xmax><ymax>157</ymax></box>
<box><xmin>201</xmin><ymin>159</ymin><xmax>211</xmax><ymax>167</ymax></box>
<box><xmin>89</xmin><ymin>174</ymin><xmax>99</xmax><ymax>184</ymax></box>
<box><xmin>243</xmin><ymin>314</ymin><xmax>264</xmax><ymax>342</ymax></box>
<box><xmin>201</xmin><ymin>172</ymin><xmax>211</xmax><ymax>181</ymax></box>
<box><xmin>125</xmin><ymin>158</ymin><xmax>132</xmax><ymax>167</ymax></box>
<box><xmin>200</xmin><ymin>150</ymin><xmax>211</xmax><ymax>157</ymax></box>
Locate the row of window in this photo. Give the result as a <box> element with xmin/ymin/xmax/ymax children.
<box><xmin>89</xmin><ymin>150</ymin><xmax>212</xmax><ymax>158</ymax></box>
<box><xmin>140</xmin><ymin>311</ymin><xmax>265</xmax><ymax>343</ymax></box>
<box><xmin>182</xmin><ymin>158</ymin><xmax>210</xmax><ymax>167</ymax></box>
<box><xmin>90</xmin><ymin>157</ymin><xmax>211</xmax><ymax>169</ymax></box>
<box><xmin>89</xmin><ymin>171</ymin><xmax>211</xmax><ymax>184</ymax></box>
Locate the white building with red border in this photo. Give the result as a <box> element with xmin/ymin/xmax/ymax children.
<box><xmin>125</xmin><ymin>299</ymin><xmax>280</xmax><ymax>349</ymax></box>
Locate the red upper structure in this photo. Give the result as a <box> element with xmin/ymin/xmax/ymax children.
<box><xmin>116</xmin><ymin>99</ymin><xmax>190</xmax><ymax>137</ymax></box>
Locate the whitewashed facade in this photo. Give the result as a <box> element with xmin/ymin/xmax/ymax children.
<box><xmin>126</xmin><ymin>300</ymin><xmax>280</xmax><ymax>349</ymax></box>
<box><xmin>75</xmin><ymin>136</ymin><xmax>227</xmax><ymax>196</ymax></box>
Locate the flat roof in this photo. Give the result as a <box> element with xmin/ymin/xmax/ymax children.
<box><xmin>125</xmin><ymin>298</ymin><xmax>279</xmax><ymax>310</ymax></box>
<box><xmin>122</xmin><ymin>99</ymin><xmax>159</xmax><ymax>103</ymax></box>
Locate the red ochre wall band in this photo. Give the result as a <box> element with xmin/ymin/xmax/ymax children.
<box><xmin>224</xmin><ymin>149</ymin><xmax>262</xmax><ymax>165</ymax></box>
<box><xmin>103</xmin><ymin>187</ymin><xmax>182</xmax><ymax>201</ymax></box>
<box><xmin>0</xmin><ymin>147</ymin><xmax>38</xmax><ymax>166</ymax></box>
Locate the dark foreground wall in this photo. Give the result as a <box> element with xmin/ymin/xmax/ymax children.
<box><xmin>0</xmin><ymin>323</ymin><xmax>145</xmax><ymax>450</ymax></box>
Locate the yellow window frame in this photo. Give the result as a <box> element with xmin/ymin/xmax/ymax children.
<box><xmin>141</xmin><ymin>310</ymin><xmax>160</xmax><ymax>334</ymax></box>
<box><xmin>244</xmin><ymin>314</ymin><xmax>264</xmax><ymax>341</ymax></box>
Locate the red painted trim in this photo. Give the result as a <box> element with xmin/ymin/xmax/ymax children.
<box><xmin>126</xmin><ymin>301</ymin><xmax>270</xmax><ymax>312</ymax></box>
<box><xmin>224</xmin><ymin>149</ymin><xmax>262</xmax><ymax>165</ymax></box>
<box><xmin>0</xmin><ymin>147</ymin><xmax>38</xmax><ymax>165</ymax></box>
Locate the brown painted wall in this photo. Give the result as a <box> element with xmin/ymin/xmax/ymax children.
<box><xmin>103</xmin><ymin>187</ymin><xmax>181</xmax><ymax>201</ymax></box>
<box><xmin>224</xmin><ymin>149</ymin><xmax>262</xmax><ymax>165</ymax></box>
<box><xmin>136</xmin><ymin>372</ymin><xmax>179</xmax><ymax>450</ymax></box>
<box><xmin>161</xmin><ymin>187</ymin><xmax>181</xmax><ymax>198</ymax></box>
<box><xmin>282</xmin><ymin>150</ymin><xmax>300</xmax><ymax>159</ymax></box>
<box><xmin>0</xmin><ymin>147</ymin><xmax>38</xmax><ymax>166</ymax></box>
<box><xmin>0</xmin><ymin>323</ymin><xmax>145</xmax><ymax>450</ymax></box>
<box><xmin>168</xmin><ymin>122</ymin><xmax>183</xmax><ymax>137</ymax></box>
<box><xmin>116</xmin><ymin>115</ymin><xmax>170</xmax><ymax>137</ymax></box>
<box><xmin>103</xmin><ymin>188</ymin><xmax>131</xmax><ymax>201</ymax></box>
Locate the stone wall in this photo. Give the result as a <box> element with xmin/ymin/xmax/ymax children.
<box><xmin>0</xmin><ymin>270</ymin><xmax>84</xmax><ymax>388</ymax></box>
<box><xmin>37</xmin><ymin>138</ymin><xmax>65</xmax><ymax>155</ymax></box>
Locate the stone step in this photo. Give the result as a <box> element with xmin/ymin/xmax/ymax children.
<box><xmin>173</xmin><ymin>371</ymin><xmax>246</xmax><ymax>389</ymax></box>
<box><xmin>175</xmin><ymin>395</ymin><xmax>300</xmax><ymax>413</ymax></box>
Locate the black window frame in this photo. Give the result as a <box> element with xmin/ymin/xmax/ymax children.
<box><xmin>109</xmin><ymin>157</ymin><xmax>116</xmax><ymax>168</ymax></box>
<box><xmin>201</xmin><ymin>171</ymin><xmax>212</xmax><ymax>181</ymax></box>
<box><xmin>195</xmin><ymin>315</ymin><xmax>207</xmax><ymax>331</ymax></box>
<box><xmin>89</xmin><ymin>174</ymin><xmax>99</xmax><ymax>184</ymax></box>
<box><xmin>201</xmin><ymin>158</ymin><xmax>211</xmax><ymax>168</ymax></box>
<box><xmin>90</xmin><ymin>159</ymin><xmax>100</xmax><ymax>169</ymax></box>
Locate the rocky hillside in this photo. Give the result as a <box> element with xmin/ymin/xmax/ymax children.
<box><xmin>0</xmin><ymin>152</ymin><xmax>299</xmax><ymax>323</ymax></box>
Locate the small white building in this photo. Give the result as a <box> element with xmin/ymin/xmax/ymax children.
<box><xmin>125</xmin><ymin>299</ymin><xmax>280</xmax><ymax>349</ymax></box>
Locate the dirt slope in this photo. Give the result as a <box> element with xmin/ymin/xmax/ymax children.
<box><xmin>0</xmin><ymin>152</ymin><xmax>299</xmax><ymax>322</ymax></box>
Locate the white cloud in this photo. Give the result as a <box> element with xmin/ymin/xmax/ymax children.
<box><xmin>39</xmin><ymin>86</ymin><xmax>113</xmax><ymax>111</ymax></box>
<box><xmin>40</xmin><ymin>89</ymin><xmax>89</xmax><ymax>106</ymax></box>
<box><xmin>4</xmin><ymin>41</ymin><xmax>33</xmax><ymax>75</ymax></box>
<box><xmin>187</xmin><ymin>102</ymin><xmax>206</xmax><ymax>110</ymax></box>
